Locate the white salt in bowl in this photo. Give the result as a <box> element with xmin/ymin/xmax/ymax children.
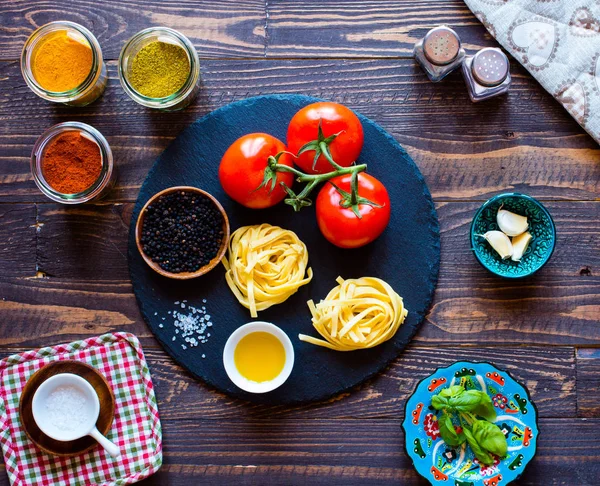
<box><xmin>32</xmin><ymin>373</ymin><xmax>120</xmax><ymax>457</ymax></box>
<box><xmin>223</xmin><ymin>321</ymin><xmax>294</xmax><ymax>394</ymax></box>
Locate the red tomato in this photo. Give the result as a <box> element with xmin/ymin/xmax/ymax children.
<box><xmin>316</xmin><ymin>173</ymin><xmax>390</xmax><ymax>249</ymax></box>
<box><xmin>219</xmin><ymin>133</ymin><xmax>294</xmax><ymax>209</ymax></box>
<box><xmin>287</xmin><ymin>102</ymin><xmax>364</xmax><ymax>175</ymax></box>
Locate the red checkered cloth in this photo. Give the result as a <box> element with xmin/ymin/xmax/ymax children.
<box><xmin>0</xmin><ymin>332</ymin><xmax>162</xmax><ymax>485</ymax></box>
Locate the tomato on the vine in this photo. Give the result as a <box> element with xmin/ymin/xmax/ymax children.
<box><xmin>219</xmin><ymin>133</ymin><xmax>294</xmax><ymax>209</ymax></box>
<box><xmin>316</xmin><ymin>173</ymin><xmax>390</xmax><ymax>249</ymax></box>
<box><xmin>287</xmin><ymin>102</ymin><xmax>364</xmax><ymax>175</ymax></box>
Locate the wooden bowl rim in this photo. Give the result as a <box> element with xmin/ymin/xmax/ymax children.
<box><xmin>135</xmin><ymin>186</ymin><xmax>230</xmax><ymax>280</ymax></box>
<box><xmin>19</xmin><ymin>360</ymin><xmax>115</xmax><ymax>457</ymax></box>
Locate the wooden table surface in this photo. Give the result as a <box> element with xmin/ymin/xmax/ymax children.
<box><xmin>1</xmin><ymin>1</ymin><xmax>599</xmax><ymax>485</ymax></box>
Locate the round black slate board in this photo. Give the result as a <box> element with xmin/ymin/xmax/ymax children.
<box><xmin>128</xmin><ymin>94</ymin><xmax>440</xmax><ymax>404</ymax></box>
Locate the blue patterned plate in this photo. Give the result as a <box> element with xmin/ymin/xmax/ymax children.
<box><xmin>470</xmin><ymin>193</ymin><xmax>555</xmax><ymax>278</ymax></box>
<box><xmin>402</xmin><ymin>362</ymin><xmax>538</xmax><ymax>486</ymax></box>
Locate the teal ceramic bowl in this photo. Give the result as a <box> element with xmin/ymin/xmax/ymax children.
<box><xmin>402</xmin><ymin>361</ymin><xmax>539</xmax><ymax>486</ymax></box>
<box><xmin>470</xmin><ymin>193</ymin><xmax>555</xmax><ymax>278</ymax></box>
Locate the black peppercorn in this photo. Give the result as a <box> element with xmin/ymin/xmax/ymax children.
<box><xmin>141</xmin><ymin>191</ymin><xmax>225</xmax><ymax>273</ymax></box>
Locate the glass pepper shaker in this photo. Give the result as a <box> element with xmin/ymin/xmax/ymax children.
<box><xmin>414</xmin><ymin>26</ymin><xmax>465</xmax><ymax>82</ymax></box>
<box><xmin>462</xmin><ymin>48</ymin><xmax>511</xmax><ymax>102</ymax></box>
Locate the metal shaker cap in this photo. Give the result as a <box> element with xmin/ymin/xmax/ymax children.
<box><xmin>423</xmin><ymin>26</ymin><xmax>461</xmax><ymax>66</ymax></box>
<box><xmin>471</xmin><ymin>48</ymin><xmax>509</xmax><ymax>86</ymax></box>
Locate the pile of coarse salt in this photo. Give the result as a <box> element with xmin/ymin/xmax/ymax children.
<box><xmin>155</xmin><ymin>300</ymin><xmax>212</xmax><ymax>355</ymax></box>
<box><xmin>46</xmin><ymin>385</ymin><xmax>89</xmax><ymax>432</ymax></box>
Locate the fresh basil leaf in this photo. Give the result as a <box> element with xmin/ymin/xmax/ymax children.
<box><xmin>437</xmin><ymin>413</ymin><xmax>455</xmax><ymax>444</ymax></box>
<box><xmin>431</xmin><ymin>395</ymin><xmax>449</xmax><ymax>410</ymax></box>
<box><xmin>438</xmin><ymin>412</ymin><xmax>464</xmax><ymax>447</ymax></box>
<box><xmin>432</xmin><ymin>385</ymin><xmax>466</xmax><ymax>410</ymax></box>
<box><xmin>472</xmin><ymin>420</ymin><xmax>507</xmax><ymax>457</ymax></box>
<box><xmin>439</xmin><ymin>385</ymin><xmax>465</xmax><ymax>398</ymax></box>
<box><xmin>448</xmin><ymin>390</ymin><xmax>483</xmax><ymax>412</ymax></box>
<box><xmin>472</xmin><ymin>392</ymin><xmax>497</xmax><ymax>422</ymax></box>
<box><xmin>463</xmin><ymin>427</ymin><xmax>495</xmax><ymax>466</ymax></box>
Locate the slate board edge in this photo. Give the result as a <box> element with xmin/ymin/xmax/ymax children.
<box><xmin>127</xmin><ymin>94</ymin><xmax>440</xmax><ymax>405</ymax></box>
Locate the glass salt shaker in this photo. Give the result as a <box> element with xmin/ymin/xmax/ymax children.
<box><xmin>462</xmin><ymin>48</ymin><xmax>511</xmax><ymax>102</ymax></box>
<box><xmin>414</xmin><ymin>26</ymin><xmax>465</xmax><ymax>82</ymax></box>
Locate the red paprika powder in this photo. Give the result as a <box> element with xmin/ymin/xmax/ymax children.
<box><xmin>42</xmin><ymin>131</ymin><xmax>102</xmax><ymax>194</ymax></box>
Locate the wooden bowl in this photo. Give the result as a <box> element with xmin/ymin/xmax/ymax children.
<box><xmin>135</xmin><ymin>186</ymin><xmax>230</xmax><ymax>279</ymax></box>
<box><xmin>19</xmin><ymin>360</ymin><xmax>115</xmax><ymax>457</ymax></box>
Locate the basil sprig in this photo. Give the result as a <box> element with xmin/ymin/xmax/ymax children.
<box><xmin>431</xmin><ymin>385</ymin><xmax>507</xmax><ymax>465</ymax></box>
<box><xmin>438</xmin><ymin>411</ymin><xmax>465</xmax><ymax>447</ymax></box>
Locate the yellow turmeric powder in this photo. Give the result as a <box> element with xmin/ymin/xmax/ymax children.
<box><xmin>32</xmin><ymin>30</ymin><xmax>93</xmax><ymax>92</ymax></box>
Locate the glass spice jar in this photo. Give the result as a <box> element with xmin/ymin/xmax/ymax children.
<box><xmin>118</xmin><ymin>27</ymin><xmax>200</xmax><ymax>111</ymax></box>
<box><xmin>21</xmin><ymin>21</ymin><xmax>107</xmax><ymax>106</ymax></box>
<box><xmin>31</xmin><ymin>122</ymin><xmax>115</xmax><ymax>204</ymax></box>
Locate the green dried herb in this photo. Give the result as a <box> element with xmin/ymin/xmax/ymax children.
<box><xmin>129</xmin><ymin>41</ymin><xmax>190</xmax><ymax>98</ymax></box>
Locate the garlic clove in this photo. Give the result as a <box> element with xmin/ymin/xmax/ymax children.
<box><xmin>511</xmin><ymin>232</ymin><xmax>532</xmax><ymax>262</ymax></box>
<box><xmin>480</xmin><ymin>231</ymin><xmax>513</xmax><ymax>259</ymax></box>
<box><xmin>497</xmin><ymin>207</ymin><xmax>529</xmax><ymax>237</ymax></box>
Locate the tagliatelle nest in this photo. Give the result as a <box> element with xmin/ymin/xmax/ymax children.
<box><xmin>299</xmin><ymin>276</ymin><xmax>408</xmax><ymax>351</ymax></box>
<box><xmin>222</xmin><ymin>224</ymin><xmax>313</xmax><ymax>318</ymax></box>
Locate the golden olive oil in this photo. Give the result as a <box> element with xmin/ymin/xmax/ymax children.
<box><xmin>234</xmin><ymin>332</ymin><xmax>285</xmax><ymax>382</ymax></box>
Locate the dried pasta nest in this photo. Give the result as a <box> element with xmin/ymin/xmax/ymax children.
<box><xmin>299</xmin><ymin>276</ymin><xmax>408</xmax><ymax>351</ymax></box>
<box><xmin>222</xmin><ymin>224</ymin><xmax>313</xmax><ymax>317</ymax></box>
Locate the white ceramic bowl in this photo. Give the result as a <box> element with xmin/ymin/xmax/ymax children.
<box><xmin>32</xmin><ymin>373</ymin><xmax>99</xmax><ymax>442</ymax></box>
<box><xmin>31</xmin><ymin>372</ymin><xmax>120</xmax><ymax>457</ymax></box>
<box><xmin>223</xmin><ymin>321</ymin><xmax>294</xmax><ymax>394</ymax></box>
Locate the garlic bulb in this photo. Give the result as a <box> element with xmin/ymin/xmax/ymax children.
<box><xmin>511</xmin><ymin>232</ymin><xmax>532</xmax><ymax>262</ymax></box>
<box><xmin>480</xmin><ymin>231</ymin><xmax>513</xmax><ymax>259</ymax></box>
<box><xmin>497</xmin><ymin>207</ymin><xmax>529</xmax><ymax>237</ymax></box>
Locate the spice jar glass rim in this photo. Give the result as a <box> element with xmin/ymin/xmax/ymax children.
<box><xmin>31</xmin><ymin>122</ymin><xmax>114</xmax><ymax>204</ymax></box>
<box><xmin>21</xmin><ymin>21</ymin><xmax>102</xmax><ymax>100</ymax></box>
<box><xmin>118</xmin><ymin>26</ymin><xmax>200</xmax><ymax>109</ymax></box>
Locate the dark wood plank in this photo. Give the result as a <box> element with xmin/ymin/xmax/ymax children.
<box><xmin>0</xmin><ymin>201</ymin><xmax>589</xmax><ymax>345</ymax></box>
<box><xmin>131</xmin><ymin>345</ymin><xmax>578</xmax><ymax>420</ymax></box>
<box><xmin>0</xmin><ymin>59</ymin><xmax>598</xmax><ymax>203</ymax></box>
<box><xmin>0</xmin><ymin>344</ymin><xmax>576</xmax><ymax>419</ymax></box>
<box><xmin>426</xmin><ymin>201</ymin><xmax>600</xmax><ymax>345</ymax></box>
<box><xmin>0</xmin><ymin>278</ymin><xmax>146</xmax><ymax>346</ymax></box>
<box><xmin>0</xmin><ymin>0</ymin><xmax>519</xmax><ymax>61</ymax></box>
<box><xmin>267</xmin><ymin>0</ymin><xmax>497</xmax><ymax>58</ymax></box>
<box><xmin>0</xmin><ymin>204</ymin><xmax>36</xmax><ymax>277</ymax></box>
<box><xmin>0</xmin><ymin>417</ymin><xmax>593</xmax><ymax>485</ymax></box>
<box><xmin>138</xmin><ymin>418</ymin><xmax>600</xmax><ymax>485</ymax></box>
<box><xmin>0</xmin><ymin>419</ymin><xmax>595</xmax><ymax>485</ymax></box>
<box><xmin>0</xmin><ymin>266</ymin><xmax>592</xmax><ymax>349</ymax></box>
<box><xmin>576</xmin><ymin>348</ymin><xmax>600</xmax><ymax>418</ymax></box>
<box><xmin>36</xmin><ymin>203</ymin><xmax>132</xmax><ymax>280</ymax></box>
<box><xmin>0</xmin><ymin>0</ymin><xmax>266</xmax><ymax>60</ymax></box>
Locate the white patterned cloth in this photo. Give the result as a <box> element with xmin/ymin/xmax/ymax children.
<box><xmin>464</xmin><ymin>0</ymin><xmax>600</xmax><ymax>144</ymax></box>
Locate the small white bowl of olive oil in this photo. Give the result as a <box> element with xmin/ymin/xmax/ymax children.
<box><xmin>223</xmin><ymin>321</ymin><xmax>294</xmax><ymax>393</ymax></box>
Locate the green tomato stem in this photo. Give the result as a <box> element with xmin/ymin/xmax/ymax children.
<box><xmin>258</xmin><ymin>119</ymin><xmax>367</xmax><ymax>212</ymax></box>
<box><xmin>350</xmin><ymin>170</ymin><xmax>359</xmax><ymax>207</ymax></box>
<box><xmin>273</xmin><ymin>162</ymin><xmax>367</xmax><ymax>184</ymax></box>
<box><xmin>267</xmin><ymin>159</ymin><xmax>368</xmax><ymax>211</ymax></box>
